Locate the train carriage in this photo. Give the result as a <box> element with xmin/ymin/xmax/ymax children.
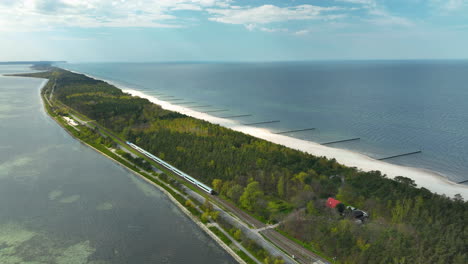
<box><xmin>126</xmin><ymin>141</ymin><xmax>215</xmax><ymax>195</ymax></box>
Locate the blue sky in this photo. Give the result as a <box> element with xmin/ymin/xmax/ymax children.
<box><xmin>0</xmin><ymin>0</ymin><xmax>467</xmax><ymax>62</ymax></box>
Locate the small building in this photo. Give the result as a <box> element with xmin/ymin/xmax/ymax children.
<box><xmin>326</xmin><ymin>197</ymin><xmax>341</xmax><ymax>208</ymax></box>
<box><xmin>351</xmin><ymin>210</ymin><xmax>369</xmax><ymax>220</ymax></box>
<box><xmin>63</xmin><ymin>116</ymin><xmax>78</xmax><ymax>126</ymax></box>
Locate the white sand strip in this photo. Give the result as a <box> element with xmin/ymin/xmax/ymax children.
<box><xmin>63</xmin><ymin>68</ymin><xmax>468</xmax><ymax>199</ymax></box>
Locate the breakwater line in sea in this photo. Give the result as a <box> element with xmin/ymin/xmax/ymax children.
<box><xmin>175</xmin><ymin>101</ymin><xmax>198</xmax><ymax>105</ymax></box>
<box><xmin>190</xmin><ymin>105</ymin><xmax>212</xmax><ymax>108</ymax></box>
<box><xmin>378</xmin><ymin>151</ymin><xmax>422</xmax><ymax>161</ymax></box>
<box><xmin>243</xmin><ymin>120</ymin><xmax>281</xmax><ymax>126</ymax></box>
<box><xmin>219</xmin><ymin>114</ymin><xmax>253</xmax><ymax>118</ymax></box>
<box><xmin>274</xmin><ymin>128</ymin><xmax>316</xmax><ymax>134</ymax></box>
<box><xmin>321</xmin><ymin>138</ymin><xmax>361</xmax><ymax>145</ymax></box>
<box><xmin>120</xmin><ymin>89</ymin><xmax>468</xmax><ymax>199</ymax></box>
<box><xmin>204</xmin><ymin>109</ymin><xmax>229</xmax><ymax>113</ymax></box>
<box><xmin>61</xmin><ymin>67</ymin><xmax>468</xmax><ymax>199</ymax></box>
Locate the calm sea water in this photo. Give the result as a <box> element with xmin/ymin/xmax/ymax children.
<box><xmin>62</xmin><ymin>61</ymin><xmax>468</xmax><ymax>184</ymax></box>
<box><xmin>0</xmin><ymin>65</ymin><xmax>235</xmax><ymax>263</ymax></box>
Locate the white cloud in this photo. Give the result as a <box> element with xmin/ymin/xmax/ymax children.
<box><xmin>244</xmin><ymin>24</ymin><xmax>288</xmax><ymax>33</ymax></box>
<box><xmin>259</xmin><ymin>27</ymin><xmax>288</xmax><ymax>33</ymax></box>
<box><xmin>0</xmin><ymin>0</ymin><xmax>231</xmax><ymax>31</ymax></box>
<box><xmin>337</xmin><ymin>0</ymin><xmax>413</xmax><ymax>27</ymax></box>
<box><xmin>207</xmin><ymin>4</ymin><xmax>344</xmax><ymax>25</ymax></box>
<box><xmin>335</xmin><ymin>0</ymin><xmax>374</xmax><ymax>4</ymax></box>
<box><xmin>244</xmin><ymin>24</ymin><xmax>256</xmax><ymax>31</ymax></box>
<box><xmin>431</xmin><ymin>0</ymin><xmax>468</xmax><ymax>11</ymax></box>
<box><xmin>0</xmin><ymin>0</ymin><xmax>418</xmax><ymax>34</ymax></box>
<box><xmin>171</xmin><ymin>4</ymin><xmax>203</xmax><ymax>11</ymax></box>
<box><xmin>366</xmin><ymin>8</ymin><xmax>413</xmax><ymax>27</ymax></box>
<box><xmin>445</xmin><ymin>0</ymin><xmax>467</xmax><ymax>10</ymax></box>
<box><xmin>294</xmin><ymin>29</ymin><xmax>310</xmax><ymax>36</ymax></box>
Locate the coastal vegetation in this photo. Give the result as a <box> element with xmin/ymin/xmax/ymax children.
<box><xmin>27</xmin><ymin>69</ymin><xmax>284</xmax><ymax>264</ymax></box>
<box><xmin>19</xmin><ymin>68</ymin><xmax>467</xmax><ymax>264</ymax></box>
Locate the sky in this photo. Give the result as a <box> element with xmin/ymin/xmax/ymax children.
<box><xmin>0</xmin><ymin>0</ymin><xmax>467</xmax><ymax>62</ymax></box>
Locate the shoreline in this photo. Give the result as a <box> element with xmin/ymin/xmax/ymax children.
<box><xmin>31</xmin><ymin>75</ymin><xmax>247</xmax><ymax>264</ymax></box>
<box><xmin>62</xmin><ymin>68</ymin><xmax>468</xmax><ymax>199</ymax></box>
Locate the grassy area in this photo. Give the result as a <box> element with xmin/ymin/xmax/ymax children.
<box><xmin>209</xmin><ymin>226</ymin><xmax>233</xmax><ymax>246</ymax></box>
<box><xmin>208</xmin><ymin>226</ymin><xmax>261</xmax><ymax>264</ymax></box>
<box><xmin>236</xmin><ymin>250</ymin><xmax>257</xmax><ymax>264</ymax></box>
<box><xmin>274</xmin><ymin>228</ymin><xmax>333</xmax><ymax>263</ymax></box>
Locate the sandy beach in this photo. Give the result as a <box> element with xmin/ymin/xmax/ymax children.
<box><xmin>63</xmin><ymin>68</ymin><xmax>468</xmax><ymax>199</ymax></box>
<box><xmin>122</xmin><ymin>89</ymin><xmax>468</xmax><ymax>200</ymax></box>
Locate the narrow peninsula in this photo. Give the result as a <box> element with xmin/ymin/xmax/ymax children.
<box><xmin>15</xmin><ymin>67</ymin><xmax>468</xmax><ymax>264</ymax></box>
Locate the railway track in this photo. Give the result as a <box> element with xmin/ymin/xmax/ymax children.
<box><xmin>51</xmin><ymin>94</ymin><xmax>330</xmax><ymax>264</ymax></box>
<box><xmin>212</xmin><ymin>197</ymin><xmax>329</xmax><ymax>264</ymax></box>
<box><xmin>261</xmin><ymin>230</ymin><xmax>328</xmax><ymax>264</ymax></box>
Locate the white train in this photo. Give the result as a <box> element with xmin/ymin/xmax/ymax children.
<box><xmin>126</xmin><ymin>141</ymin><xmax>215</xmax><ymax>194</ymax></box>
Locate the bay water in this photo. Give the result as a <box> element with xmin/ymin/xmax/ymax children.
<box><xmin>0</xmin><ymin>65</ymin><xmax>235</xmax><ymax>264</ymax></box>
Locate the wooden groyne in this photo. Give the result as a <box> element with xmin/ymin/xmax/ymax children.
<box><xmin>243</xmin><ymin>120</ymin><xmax>280</xmax><ymax>126</ymax></box>
<box><xmin>274</xmin><ymin>128</ymin><xmax>315</xmax><ymax>134</ymax></box>
<box><xmin>220</xmin><ymin>114</ymin><xmax>253</xmax><ymax>119</ymax></box>
<box><xmin>378</xmin><ymin>151</ymin><xmax>422</xmax><ymax>161</ymax></box>
<box><xmin>190</xmin><ymin>105</ymin><xmax>212</xmax><ymax>108</ymax></box>
<box><xmin>175</xmin><ymin>102</ymin><xmax>198</xmax><ymax>105</ymax></box>
<box><xmin>204</xmin><ymin>109</ymin><xmax>229</xmax><ymax>113</ymax></box>
<box><xmin>321</xmin><ymin>138</ymin><xmax>360</xmax><ymax>145</ymax></box>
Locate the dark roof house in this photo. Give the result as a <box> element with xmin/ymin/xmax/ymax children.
<box><xmin>351</xmin><ymin>210</ymin><xmax>369</xmax><ymax>220</ymax></box>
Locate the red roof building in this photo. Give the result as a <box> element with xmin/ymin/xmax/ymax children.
<box><xmin>326</xmin><ymin>197</ymin><xmax>341</xmax><ymax>208</ymax></box>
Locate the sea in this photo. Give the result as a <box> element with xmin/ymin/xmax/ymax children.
<box><xmin>62</xmin><ymin>61</ymin><xmax>468</xmax><ymax>185</ymax></box>
<box><xmin>0</xmin><ymin>65</ymin><xmax>235</xmax><ymax>263</ymax></box>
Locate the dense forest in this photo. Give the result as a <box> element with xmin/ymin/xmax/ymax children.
<box><xmin>21</xmin><ymin>68</ymin><xmax>467</xmax><ymax>264</ymax></box>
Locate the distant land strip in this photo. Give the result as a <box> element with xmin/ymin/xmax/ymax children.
<box><xmin>0</xmin><ymin>61</ymin><xmax>66</xmax><ymax>64</ymax></box>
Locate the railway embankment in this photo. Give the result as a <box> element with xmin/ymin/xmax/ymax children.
<box><xmin>35</xmin><ymin>77</ymin><xmax>281</xmax><ymax>264</ymax></box>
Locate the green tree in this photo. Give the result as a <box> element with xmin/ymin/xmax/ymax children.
<box><xmin>201</xmin><ymin>211</ymin><xmax>210</xmax><ymax>223</ymax></box>
<box><xmin>185</xmin><ymin>199</ymin><xmax>193</xmax><ymax>208</ymax></box>
<box><xmin>394</xmin><ymin>176</ymin><xmax>416</xmax><ymax>187</ymax></box>
<box><xmin>203</xmin><ymin>198</ymin><xmax>213</xmax><ymax>212</ymax></box>
<box><xmin>306</xmin><ymin>201</ymin><xmax>317</xmax><ymax>215</ymax></box>
<box><xmin>273</xmin><ymin>258</ymin><xmax>285</xmax><ymax>264</ymax></box>
<box><xmin>212</xmin><ymin>179</ymin><xmax>223</xmax><ymax>194</ymax></box>
<box><xmin>277</xmin><ymin>176</ymin><xmax>285</xmax><ymax>198</ymax></box>
<box><xmin>210</xmin><ymin>211</ymin><xmax>220</xmax><ymax>221</ymax></box>
<box><xmin>227</xmin><ymin>184</ymin><xmax>244</xmax><ymax>203</ymax></box>
<box><xmin>240</xmin><ymin>181</ymin><xmax>264</xmax><ymax>211</ymax></box>
<box><xmin>336</xmin><ymin>203</ymin><xmax>346</xmax><ymax>214</ymax></box>
<box><xmin>233</xmin><ymin>229</ymin><xmax>242</xmax><ymax>241</ymax></box>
